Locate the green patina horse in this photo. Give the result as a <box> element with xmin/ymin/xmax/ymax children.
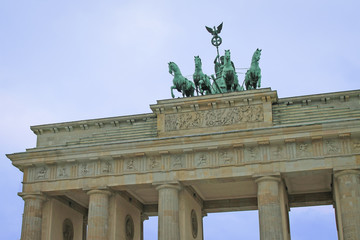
<box><xmin>244</xmin><ymin>48</ymin><xmax>262</xmax><ymax>90</ymax></box>
<box><xmin>168</xmin><ymin>62</ymin><xmax>195</xmax><ymax>98</ymax></box>
<box><xmin>193</xmin><ymin>56</ymin><xmax>212</xmax><ymax>95</ymax></box>
<box><xmin>221</xmin><ymin>50</ymin><xmax>241</xmax><ymax>92</ymax></box>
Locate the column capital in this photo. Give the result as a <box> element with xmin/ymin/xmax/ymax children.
<box><xmin>18</xmin><ymin>192</ymin><xmax>46</xmax><ymax>201</ymax></box>
<box><xmin>334</xmin><ymin>169</ymin><xmax>360</xmax><ymax>179</ymax></box>
<box><xmin>202</xmin><ymin>210</ymin><xmax>208</xmax><ymax>218</ymax></box>
<box><xmin>141</xmin><ymin>213</ymin><xmax>149</xmax><ymax>221</ymax></box>
<box><xmin>153</xmin><ymin>181</ymin><xmax>182</xmax><ymax>191</ymax></box>
<box><xmin>254</xmin><ymin>175</ymin><xmax>282</xmax><ymax>185</ymax></box>
<box><xmin>86</xmin><ymin>189</ymin><xmax>112</xmax><ymax>197</ymax></box>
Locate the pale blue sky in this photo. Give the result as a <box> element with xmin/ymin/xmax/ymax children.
<box><xmin>1</xmin><ymin>1</ymin><xmax>359</xmax><ymax>239</ymax></box>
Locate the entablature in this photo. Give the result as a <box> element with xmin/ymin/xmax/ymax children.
<box><xmin>8</xmin><ymin>119</ymin><xmax>360</xmax><ymax>190</ymax></box>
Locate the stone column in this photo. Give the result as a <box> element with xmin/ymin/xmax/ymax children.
<box><xmin>334</xmin><ymin>170</ymin><xmax>360</xmax><ymax>240</ymax></box>
<box><xmin>87</xmin><ymin>189</ymin><xmax>112</xmax><ymax>240</ymax></box>
<box><xmin>82</xmin><ymin>215</ymin><xmax>88</xmax><ymax>240</ymax></box>
<box><xmin>19</xmin><ymin>192</ymin><xmax>46</xmax><ymax>240</ymax></box>
<box><xmin>202</xmin><ymin>211</ymin><xmax>207</xmax><ymax>240</ymax></box>
<box><xmin>255</xmin><ymin>176</ymin><xmax>285</xmax><ymax>240</ymax></box>
<box><xmin>156</xmin><ymin>183</ymin><xmax>181</xmax><ymax>240</ymax></box>
<box><xmin>140</xmin><ymin>213</ymin><xmax>149</xmax><ymax>240</ymax></box>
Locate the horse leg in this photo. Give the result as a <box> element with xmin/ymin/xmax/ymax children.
<box><xmin>257</xmin><ymin>76</ymin><xmax>261</xmax><ymax>88</ymax></box>
<box><xmin>171</xmin><ymin>86</ymin><xmax>176</xmax><ymax>98</ymax></box>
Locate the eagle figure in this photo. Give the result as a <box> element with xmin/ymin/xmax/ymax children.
<box><xmin>205</xmin><ymin>22</ymin><xmax>223</xmax><ymax>37</ymax></box>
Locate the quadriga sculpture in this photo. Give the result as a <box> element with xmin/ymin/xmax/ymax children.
<box><xmin>244</xmin><ymin>48</ymin><xmax>262</xmax><ymax>90</ymax></box>
<box><xmin>168</xmin><ymin>62</ymin><xmax>195</xmax><ymax>98</ymax></box>
<box><xmin>193</xmin><ymin>56</ymin><xmax>212</xmax><ymax>95</ymax></box>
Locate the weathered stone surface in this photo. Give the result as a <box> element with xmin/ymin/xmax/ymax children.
<box><xmin>87</xmin><ymin>189</ymin><xmax>112</xmax><ymax>240</ymax></box>
<box><xmin>19</xmin><ymin>193</ymin><xmax>46</xmax><ymax>240</ymax></box>
<box><xmin>156</xmin><ymin>183</ymin><xmax>181</xmax><ymax>240</ymax></box>
<box><xmin>6</xmin><ymin>88</ymin><xmax>360</xmax><ymax>239</ymax></box>
<box><xmin>334</xmin><ymin>170</ymin><xmax>360</xmax><ymax>240</ymax></box>
<box><xmin>164</xmin><ymin>105</ymin><xmax>264</xmax><ymax>131</ymax></box>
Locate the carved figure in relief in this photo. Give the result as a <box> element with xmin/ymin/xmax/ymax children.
<box><xmin>80</xmin><ymin>164</ymin><xmax>89</xmax><ymax>176</ymax></box>
<box><xmin>127</xmin><ymin>159</ymin><xmax>136</xmax><ymax>170</ymax></box>
<box><xmin>325</xmin><ymin>140</ymin><xmax>340</xmax><ymax>154</ymax></box>
<box><xmin>102</xmin><ymin>161</ymin><xmax>112</xmax><ymax>173</ymax></box>
<box><xmin>172</xmin><ymin>155</ymin><xmax>183</xmax><ymax>168</ymax></box>
<box><xmin>247</xmin><ymin>146</ymin><xmax>258</xmax><ymax>161</ymax></box>
<box><xmin>219</xmin><ymin>151</ymin><xmax>232</xmax><ymax>164</ymax></box>
<box><xmin>149</xmin><ymin>158</ymin><xmax>160</xmax><ymax>169</ymax></box>
<box><xmin>299</xmin><ymin>144</ymin><xmax>308</xmax><ymax>152</ymax></box>
<box><xmin>271</xmin><ymin>146</ymin><xmax>284</xmax><ymax>159</ymax></box>
<box><xmin>37</xmin><ymin>167</ymin><xmax>47</xmax><ymax>179</ymax></box>
<box><xmin>197</xmin><ymin>154</ymin><xmax>208</xmax><ymax>166</ymax></box>
<box><xmin>58</xmin><ymin>167</ymin><xmax>68</xmax><ymax>177</ymax></box>
<box><xmin>353</xmin><ymin>142</ymin><xmax>360</xmax><ymax>151</ymax></box>
<box><xmin>165</xmin><ymin>105</ymin><xmax>264</xmax><ymax>132</ymax></box>
<box><xmin>297</xmin><ymin>143</ymin><xmax>311</xmax><ymax>157</ymax></box>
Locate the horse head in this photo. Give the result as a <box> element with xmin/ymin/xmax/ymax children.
<box><xmin>224</xmin><ymin>50</ymin><xmax>231</xmax><ymax>64</ymax></box>
<box><xmin>194</xmin><ymin>56</ymin><xmax>202</xmax><ymax>69</ymax></box>
<box><xmin>168</xmin><ymin>62</ymin><xmax>175</xmax><ymax>75</ymax></box>
<box><xmin>252</xmin><ymin>49</ymin><xmax>262</xmax><ymax>63</ymax></box>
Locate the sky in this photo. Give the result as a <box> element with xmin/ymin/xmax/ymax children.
<box><xmin>0</xmin><ymin>0</ymin><xmax>359</xmax><ymax>239</ymax></box>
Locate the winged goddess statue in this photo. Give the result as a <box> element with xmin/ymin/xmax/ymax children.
<box><xmin>205</xmin><ymin>22</ymin><xmax>223</xmax><ymax>47</ymax></box>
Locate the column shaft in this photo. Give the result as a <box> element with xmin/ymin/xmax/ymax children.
<box><xmin>256</xmin><ymin>176</ymin><xmax>285</xmax><ymax>240</ymax></box>
<box><xmin>19</xmin><ymin>193</ymin><xmax>45</xmax><ymax>240</ymax></box>
<box><xmin>87</xmin><ymin>189</ymin><xmax>111</xmax><ymax>240</ymax></box>
<box><xmin>335</xmin><ymin>170</ymin><xmax>360</xmax><ymax>240</ymax></box>
<box><xmin>156</xmin><ymin>184</ymin><xmax>181</xmax><ymax>240</ymax></box>
<box><xmin>140</xmin><ymin>213</ymin><xmax>149</xmax><ymax>240</ymax></box>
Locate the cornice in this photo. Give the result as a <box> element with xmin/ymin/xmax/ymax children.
<box><xmin>276</xmin><ymin>89</ymin><xmax>360</xmax><ymax>106</ymax></box>
<box><xmin>7</xmin><ymin>117</ymin><xmax>360</xmax><ymax>168</ymax></box>
<box><xmin>30</xmin><ymin>113</ymin><xmax>156</xmax><ymax>136</ymax></box>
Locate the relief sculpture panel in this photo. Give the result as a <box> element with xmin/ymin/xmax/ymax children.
<box><xmin>78</xmin><ymin>162</ymin><xmax>94</xmax><ymax>177</ymax></box>
<box><xmin>165</xmin><ymin>105</ymin><xmax>264</xmax><ymax>131</ymax></box>
<box><xmin>35</xmin><ymin>166</ymin><xmax>49</xmax><ymax>180</ymax></box>
<box><xmin>195</xmin><ymin>153</ymin><xmax>209</xmax><ymax>167</ymax></box>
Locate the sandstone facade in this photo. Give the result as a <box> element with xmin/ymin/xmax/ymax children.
<box><xmin>7</xmin><ymin>88</ymin><xmax>360</xmax><ymax>239</ymax></box>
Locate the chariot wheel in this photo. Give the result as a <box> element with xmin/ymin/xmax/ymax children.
<box><xmin>211</xmin><ymin>36</ymin><xmax>222</xmax><ymax>46</ymax></box>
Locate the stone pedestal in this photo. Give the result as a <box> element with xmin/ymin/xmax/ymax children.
<box><xmin>87</xmin><ymin>189</ymin><xmax>112</xmax><ymax>240</ymax></box>
<box><xmin>256</xmin><ymin>176</ymin><xmax>287</xmax><ymax>240</ymax></box>
<box><xmin>334</xmin><ymin>170</ymin><xmax>360</xmax><ymax>240</ymax></box>
<box><xmin>19</xmin><ymin>193</ymin><xmax>46</xmax><ymax>240</ymax></box>
<box><xmin>156</xmin><ymin>184</ymin><xmax>181</xmax><ymax>240</ymax></box>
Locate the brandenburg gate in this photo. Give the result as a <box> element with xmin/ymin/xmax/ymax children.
<box><xmin>7</xmin><ymin>88</ymin><xmax>360</xmax><ymax>239</ymax></box>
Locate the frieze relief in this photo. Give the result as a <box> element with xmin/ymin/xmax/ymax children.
<box><xmin>270</xmin><ymin>145</ymin><xmax>286</xmax><ymax>160</ymax></box>
<box><xmin>57</xmin><ymin>165</ymin><xmax>70</xmax><ymax>178</ymax></box>
<box><xmin>165</xmin><ymin>105</ymin><xmax>264</xmax><ymax>131</ymax></box>
<box><xmin>36</xmin><ymin>166</ymin><xmax>49</xmax><ymax>180</ymax></box>
<box><xmin>26</xmin><ymin>136</ymin><xmax>360</xmax><ymax>182</ymax></box>
<box><xmin>101</xmin><ymin>160</ymin><xmax>113</xmax><ymax>174</ymax></box>
<box><xmin>79</xmin><ymin>162</ymin><xmax>94</xmax><ymax>176</ymax></box>
<box><xmin>352</xmin><ymin>140</ymin><xmax>360</xmax><ymax>153</ymax></box>
<box><xmin>195</xmin><ymin>153</ymin><xmax>209</xmax><ymax>167</ymax></box>
<box><xmin>219</xmin><ymin>150</ymin><xmax>233</xmax><ymax>165</ymax></box>
<box><xmin>296</xmin><ymin>142</ymin><xmax>313</xmax><ymax>158</ymax></box>
<box><xmin>244</xmin><ymin>146</ymin><xmax>260</xmax><ymax>162</ymax></box>
<box><xmin>324</xmin><ymin>139</ymin><xmax>341</xmax><ymax>155</ymax></box>
<box><xmin>148</xmin><ymin>156</ymin><xmax>161</xmax><ymax>170</ymax></box>
<box><xmin>125</xmin><ymin>158</ymin><xmax>139</xmax><ymax>172</ymax></box>
<box><xmin>171</xmin><ymin>155</ymin><xmax>185</xmax><ymax>169</ymax></box>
